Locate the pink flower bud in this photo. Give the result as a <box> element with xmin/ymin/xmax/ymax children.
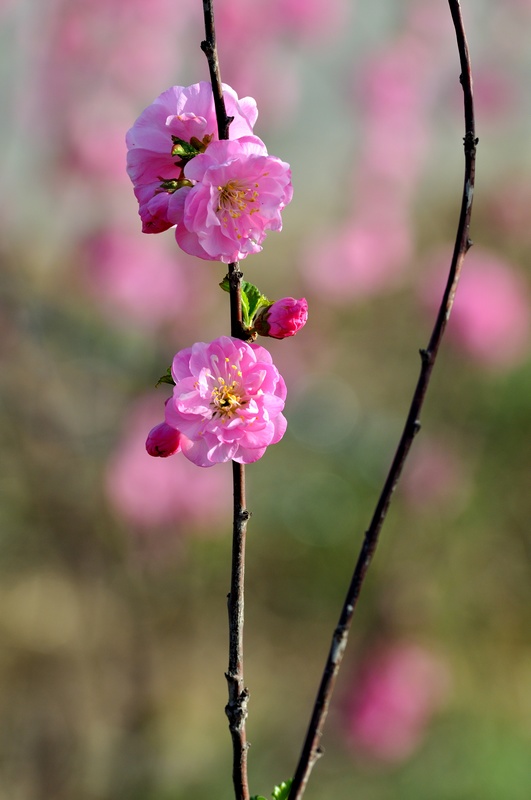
<box><xmin>254</xmin><ymin>297</ymin><xmax>308</xmax><ymax>339</ymax></box>
<box><xmin>146</xmin><ymin>422</ymin><xmax>181</xmax><ymax>458</ymax></box>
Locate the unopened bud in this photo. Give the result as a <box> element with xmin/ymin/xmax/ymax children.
<box><xmin>254</xmin><ymin>297</ymin><xmax>308</xmax><ymax>339</ymax></box>
<box><xmin>146</xmin><ymin>422</ymin><xmax>181</xmax><ymax>458</ymax></box>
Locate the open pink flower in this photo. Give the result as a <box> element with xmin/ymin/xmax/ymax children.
<box><xmin>168</xmin><ymin>137</ymin><xmax>293</xmax><ymax>262</ymax></box>
<box><xmin>126</xmin><ymin>82</ymin><xmax>258</xmax><ymax>233</ymax></box>
<box><xmin>164</xmin><ymin>336</ymin><xmax>287</xmax><ymax>466</ymax></box>
<box><xmin>254</xmin><ymin>297</ymin><xmax>308</xmax><ymax>339</ymax></box>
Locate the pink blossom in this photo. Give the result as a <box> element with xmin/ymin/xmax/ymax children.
<box><xmin>401</xmin><ymin>438</ymin><xmax>469</xmax><ymax>512</ymax></box>
<box><xmin>164</xmin><ymin>336</ymin><xmax>287</xmax><ymax>467</ymax></box>
<box><xmin>126</xmin><ymin>83</ymin><xmax>258</xmax><ymax>233</ymax></box>
<box><xmin>279</xmin><ymin>0</ymin><xmax>350</xmax><ymax>41</ymax></box>
<box><xmin>343</xmin><ymin>644</ymin><xmax>450</xmax><ymax>763</ymax></box>
<box><xmin>169</xmin><ymin>137</ymin><xmax>293</xmax><ymax>263</ymax></box>
<box><xmin>254</xmin><ymin>297</ymin><xmax>308</xmax><ymax>339</ymax></box>
<box><xmin>421</xmin><ymin>248</ymin><xmax>530</xmax><ymax>370</ymax></box>
<box><xmin>146</xmin><ymin>421</ymin><xmax>181</xmax><ymax>457</ymax></box>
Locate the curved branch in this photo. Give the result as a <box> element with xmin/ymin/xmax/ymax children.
<box><xmin>289</xmin><ymin>3</ymin><xmax>476</xmax><ymax>798</ymax></box>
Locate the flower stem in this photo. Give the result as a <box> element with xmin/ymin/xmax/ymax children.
<box><xmin>201</xmin><ymin>4</ymin><xmax>250</xmax><ymax>800</ymax></box>
<box><xmin>288</xmin><ymin>3</ymin><xmax>476</xmax><ymax>798</ymax></box>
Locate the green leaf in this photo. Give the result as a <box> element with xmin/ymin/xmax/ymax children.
<box><xmin>240</xmin><ymin>285</ymin><xmax>251</xmax><ymax>328</ymax></box>
<box><xmin>250</xmin><ymin>796</ymin><xmax>268</xmax><ymax>800</ymax></box>
<box><xmin>272</xmin><ymin>780</ymin><xmax>293</xmax><ymax>800</ymax></box>
<box><xmin>218</xmin><ymin>279</ymin><xmax>271</xmax><ymax>328</ymax></box>
<box><xmin>155</xmin><ymin>367</ymin><xmax>175</xmax><ymax>387</ymax></box>
<box><xmin>241</xmin><ymin>280</ymin><xmax>269</xmax><ymax>324</ymax></box>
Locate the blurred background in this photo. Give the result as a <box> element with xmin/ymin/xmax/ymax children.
<box><xmin>1</xmin><ymin>1</ymin><xmax>530</xmax><ymax>798</ymax></box>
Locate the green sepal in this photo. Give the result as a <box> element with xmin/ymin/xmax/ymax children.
<box><xmin>155</xmin><ymin>367</ymin><xmax>175</xmax><ymax>387</ymax></box>
<box><xmin>272</xmin><ymin>780</ymin><xmax>293</xmax><ymax>800</ymax></box>
<box><xmin>170</xmin><ymin>136</ymin><xmax>201</xmax><ymax>160</ymax></box>
<box><xmin>219</xmin><ymin>279</ymin><xmax>272</xmax><ymax>329</ymax></box>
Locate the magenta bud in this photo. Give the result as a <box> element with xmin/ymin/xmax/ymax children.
<box><xmin>254</xmin><ymin>297</ymin><xmax>308</xmax><ymax>339</ymax></box>
<box><xmin>145</xmin><ymin>422</ymin><xmax>181</xmax><ymax>458</ymax></box>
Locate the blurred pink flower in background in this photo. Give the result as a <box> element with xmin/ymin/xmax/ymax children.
<box><xmin>400</xmin><ymin>438</ymin><xmax>469</xmax><ymax>513</ymax></box>
<box><xmin>81</xmin><ymin>229</ymin><xmax>193</xmax><ymax>330</ymax></box>
<box><xmin>355</xmin><ymin>41</ymin><xmax>431</xmax><ymax>192</ymax></box>
<box><xmin>106</xmin><ymin>396</ymin><xmax>229</xmax><ymax>529</ymax></box>
<box><xmin>219</xmin><ymin>45</ymin><xmax>301</xmax><ymax>129</ymax></box>
<box><xmin>343</xmin><ymin>643</ymin><xmax>450</xmax><ymax>763</ymax></box>
<box><xmin>66</xmin><ymin>89</ymin><xmax>135</xmax><ymax>181</ymax></box>
<box><xmin>215</xmin><ymin>0</ymin><xmax>349</xmax><ymax>125</ymax></box>
<box><xmin>486</xmin><ymin>178</ymin><xmax>531</xmax><ymax>244</ymax></box>
<box><xmin>216</xmin><ymin>0</ymin><xmax>349</xmax><ymax>44</ymax></box>
<box><xmin>471</xmin><ymin>66</ymin><xmax>517</xmax><ymax>121</ymax></box>
<box><xmin>421</xmin><ymin>247</ymin><xmax>531</xmax><ymax>370</ymax></box>
<box><xmin>303</xmin><ymin>208</ymin><xmax>412</xmax><ymax>303</ymax></box>
<box><xmin>278</xmin><ymin>0</ymin><xmax>350</xmax><ymax>41</ymax></box>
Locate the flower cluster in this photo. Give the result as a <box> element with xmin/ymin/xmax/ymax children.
<box><xmin>127</xmin><ymin>85</ymin><xmax>305</xmax><ymax>467</ymax></box>
<box><xmin>126</xmin><ymin>82</ymin><xmax>292</xmax><ymax>262</ymax></box>
<box><xmin>147</xmin><ymin>336</ymin><xmax>287</xmax><ymax>467</ymax></box>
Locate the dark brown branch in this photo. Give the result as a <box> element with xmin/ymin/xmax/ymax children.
<box><xmin>201</xmin><ymin>4</ymin><xmax>250</xmax><ymax>800</ymax></box>
<box><xmin>225</xmin><ymin>461</ymin><xmax>251</xmax><ymax>800</ymax></box>
<box><xmin>289</xmin><ymin>3</ymin><xmax>477</xmax><ymax>799</ymax></box>
<box><xmin>201</xmin><ymin>0</ymin><xmax>233</xmax><ymax>140</ymax></box>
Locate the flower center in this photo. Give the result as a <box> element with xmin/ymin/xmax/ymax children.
<box><xmin>217</xmin><ymin>180</ymin><xmax>259</xmax><ymax>219</ymax></box>
<box><xmin>211</xmin><ymin>378</ymin><xmax>244</xmax><ymax>417</ymax></box>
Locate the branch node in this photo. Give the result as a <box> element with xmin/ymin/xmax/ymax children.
<box><xmin>465</xmin><ymin>237</ymin><xmax>473</xmax><ymax>252</ymax></box>
<box><xmin>225</xmin><ymin>686</ymin><xmax>250</xmax><ymax>732</ymax></box>
<box><xmin>463</xmin><ymin>131</ymin><xmax>477</xmax><ymax>154</ymax></box>
<box><xmin>419</xmin><ymin>348</ymin><xmax>431</xmax><ymax>365</ymax></box>
<box><xmin>413</xmin><ymin>420</ymin><xmax>422</xmax><ymax>436</ymax></box>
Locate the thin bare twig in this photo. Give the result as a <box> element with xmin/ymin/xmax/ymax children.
<box><xmin>201</xmin><ymin>4</ymin><xmax>250</xmax><ymax>800</ymax></box>
<box><xmin>289</xmin><ymin>3</ymin><xmax>476</xmax><ymax>798</ymax></box>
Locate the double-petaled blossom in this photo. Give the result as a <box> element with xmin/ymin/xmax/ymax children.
<box><xmin>155</xmin><ymin>336</ymin><xmax>287</xmax><ymax>467</ymax></box>
<box><xmin>167</xmin><ymin>137</ymin><xmax>292</xmax><ymax>263</ymax></box>
<box><xmin>254</xmin><ymin>297</ymin><xmax>308</xmax><ymax>339</ymax></box>
<box><xmin>126</xmin><ymin>82</ymin><xmax>258</xmax><ymax>233</ymax></box>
